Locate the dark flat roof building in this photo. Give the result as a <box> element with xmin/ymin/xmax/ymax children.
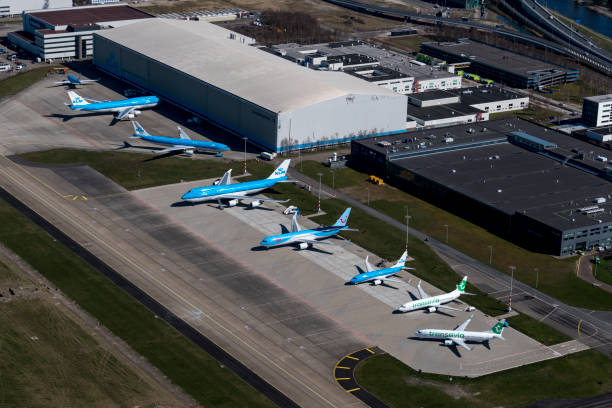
<box><xmin>352</xmin><ymin>118</ymin><xmax>612</xmax><ymax>255</ymax></box>
<box><xmin>421</xmin><ymin>40</ymin><xmax>579</xmax><ymax>89</ymax></box>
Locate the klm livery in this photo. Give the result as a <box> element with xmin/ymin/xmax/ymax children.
<box><xmin>397</xmin><ymin>276</ymin><xmax>475</xmax><ymax>314</ymax></box>
<box><xmin>66</xmin><ymin>91</ymin><xmax>158</xmax><ymax>120</ymax></box>
<box><xmin>349</xmin><ymin>250</ymin><xmax>413</xmax><ymax>285</ymax></box>
<box><xmin>131</xmin><ymin>121</ymin><xmax>229</xmax><ymax>155</ymax></box>
<box><xmin>182</xmin><ymin>159</ymin><xmax>291</xmax><ymax>208</ymax></box>
<box><xmin>260</xmin><ymin>208</ymin><xmax>356</xmax><ymax>250</ymax></box>
<box><xmin>54</xmin><ymin>75</ymin><xmax>99</xmax><ymax>87</ymax></box>
<box><xmin>415</xmin><ymin>315</ymin><xmax>508</xmax><ymax>351</ymax></box>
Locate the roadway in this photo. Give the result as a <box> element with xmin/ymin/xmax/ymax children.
<box><xmin>322</xmin><ymin>0</ymin><xmax>612</xmax><ymax>75</ymax></box>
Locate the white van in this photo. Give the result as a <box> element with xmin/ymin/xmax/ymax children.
<box><xmin>0</xmin><ymin>64</ymin><xmax>11</xmax><ymax>72</ymax></box>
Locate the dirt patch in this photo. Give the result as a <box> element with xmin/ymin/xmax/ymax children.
<box><xmin>403</xmin><ymin>375</ymin><xmax>480</xmax><ymax>400</ymax></box>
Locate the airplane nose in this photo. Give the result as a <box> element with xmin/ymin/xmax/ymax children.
<box><xmin>260</xmin><ymin>239</ymin><xmax>269</xmax><ymax>246</ymax></box>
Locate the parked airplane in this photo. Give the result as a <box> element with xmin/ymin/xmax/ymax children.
<box><xmin>397</xmin><ymin>276</ymin><xmax>475</xmax><ymax>313</ymax></box>
<box><xmin>54</xmin><ymin>75</ymin><xmax>99</xmax><ymax>87</ymax></box>
<box><xmin>66</xmin><ymin>91</ymin><xmax>159</xmax><ymax>120</ymax></box>
<box><xmin>260</xmin><ymin>208</ymin><xmax>355</xmax><ymax>250</ymax></box>
<box><xmin>349</xmin><ymin>250</ymin><xmax>413</xmax><ymax>285</ymax></box>
<box><xmin>414</xmin><ymin>315</ymin><xmax>507</xmax><ymax>351</ymax></box>
<box><xmin>181</xmin><ymin>159</ymin><xmax>291</xmax><ymax>208</ymax></box>
<box><xmin>130</xmin><ymin>121</ymin><xmax>229</xmax><ymax>155</ymax></box>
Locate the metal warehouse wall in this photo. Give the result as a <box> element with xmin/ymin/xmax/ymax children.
<box><xmin>277</xmin><ymin>93</ymin><xmax>407</xmax><ymax>151</ymax></box>
<box><xmin>93</xmin><ymin>36</ymin><xmax>278</xmax><ymax>150</ymax></box>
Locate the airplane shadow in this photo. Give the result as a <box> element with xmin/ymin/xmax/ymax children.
<box><xmin>46</xmin><ymin>113</ymin><xmax>99</xmax><ymax>122</ymax></box>
<box><xmin>143</xmin><ymin>150</ymin><xmax>184</xmax><ymax>162</ymax></box>
<box><xmin>296</xmin><ymin>246</ymin><xmax>333</xmax><ymax>255</ymax></box>
<box><xmin>407</xmin><ymin>337</ymin><xmax>463</xmax><ymax>358</ymax></box>
<box><xmin>251</xmin><ymin>246</ymin><xmax>269</xmax><ymax>252</ymax></box>
<box><xmin>170</xmin><ymin>201</ymin><xmax>193</xmax><ymax>207</ymax></box>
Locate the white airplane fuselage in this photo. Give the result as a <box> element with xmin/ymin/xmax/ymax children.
<box><xmin>398</xmin><ymin>290</ymin><xmax>460</xmax><ymax>313</ymax></box>
<box><xmin>415</xmin><ymin>329</ymin><xmax>497</xmax><ymax>343</ymax></box>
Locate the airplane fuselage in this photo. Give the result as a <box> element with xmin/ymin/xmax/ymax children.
<box><xmin>70</xmin><ymin>96</ymin><xmax>159</xmax><ymax>113</ymax></box>
<box><xmin>260</xmin><ymin>226</ymin><xmax>346</xmax><ymax>247</ymax></box>
<box><xmin>398</xmin><ymin>290</ymin><xmax>459</xmax><ymax>313</ymax></box>
<box><xmin>139</xmin><ymin>134</ymin><xmax>229</xmax><ymax>152</ymax></box>
<box><xmin>415</xmin><ymin>329</ymin><xmax>496</xmax><ymax>343</ymax></box>
<box><xmin>182</xmin><ymin>177</ymin><xmax>286</xmax><ymax>202</ymax></box>
<box><xmin>349</xmin><ymin>265</ymin><xmax>403</xmax><ymax>284</ymax></box>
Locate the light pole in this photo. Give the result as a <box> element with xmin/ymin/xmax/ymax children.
<box><xmin>508</xmin><ymin>266</ymin><xmax>515</xmax><ymax>312</ymax></box>
<box><xmin>242</xmin><ymin>137</ymin><xmax>248</xmax><ymax>174</ymax></box>
<box><xmin>488</xmin><ymin>245</ymin><xmax>493</xmax><ymax>265</ymax></box>
<box><xmin>405</xmin><ymin>207</ymin><xmax>411</xmax><ymax>255</ymax></box>
<box><xmin>331</xmin><ymin>169</ymin><xmax>335</xmax><ymax>190</ymax></box>
<box><xmin>317</xmin><ymin>172</ymin><xmax>322</xmax><ymax>213</ymax></box>
<box><xmin>443</xmin><ymin>224</ymin><xmax>448</xmax><ymax>243</ymax></box>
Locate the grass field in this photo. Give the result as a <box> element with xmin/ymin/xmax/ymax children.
<box><xmin>0</xmin><ymin>66</ymin><xmax>56</xmax><ymax>100</ymax></box>
<box><xmin>297</xmin><ymin>160</ymin><xmax>612</xmax><ymax>311</ymax></box>
<box><xmin>595</xmin><ymin>259</ymin><xmax>612</xmax><ymax>286</ymax></box>
<box><xmin>0</xmin><ymin>255</ymin><xmax>179</xmax><ymax>407</ymax></box>
<box><xmin>377</xmin><ymin>35</ymin><xmax>434</xmax><ymax>53</ymax></box>
<box><xmin>0</xmin><ymin>197</ymin><xmax>274</xmax><ymax>408</ymax></box>
<box><xmin>355</xmin><ymin>351</ymin><xmax>612</xmax><ymax>408</ymax></box>
<box><xmin>490</xmin><ymin>106</ymin><xmax>559</xmax><ymax>123</ymax></box>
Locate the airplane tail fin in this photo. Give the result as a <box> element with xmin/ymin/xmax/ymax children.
<box><xmin>392</xmin><ymin>250</ymin><xmax>409</xmax><ymax>268</ymax></box>
<box><xmin>489</xmin><ymin>319</ymin><xmax>507</xmax><ymax>338</ymax></box>
<box><xmin>290</xmin><ymin>212</ymin><xmax>301</xmax><ymax>233</ymax></box>
<box><xmin>267</xmin><ymin>159</ymin><xmax>290</xmax><ymax>179</ymax></box>
<box><xmin>456</xmin><ymin>276</ymin><xmax>468</xmax><ymax>293</ymax></box>
<box><xmin>67</xmin><ymin>91</ymin><xmax>88</xmax><ymax>106</ymax></box>
<box><xmin>131</xmin><ymin>121</ymin><xmax>149</xmax><ymax>138</ymax></box>
<box><xmin>218</xmin><ymin>168</ymin><xmax>232</xmax><ymax>185</ymax></box>
<box><xmin>333</xmin><ymin>207</ymin><xmax>351</xmax><ymax>227</ymax></box>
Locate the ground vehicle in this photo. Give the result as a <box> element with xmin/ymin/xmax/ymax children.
<box><xmin>260</xmin><ymin>151</ymin><xmax>277</xmax><ymax>160</ymax></box>
<box><xmin>577</xmin><ymin>250</ymin><xmax>585</xmax><ymax>256</ymax></box>
<box><xmin>0</xmin><ymin>63</ymin><xmax>11</xmax><ymax>72</ymax></box>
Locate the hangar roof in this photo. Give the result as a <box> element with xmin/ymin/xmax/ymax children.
<box><xmin>95</xmin><ymin>19</ymin><xmax>400</xmax><ymax>113</ymax></box>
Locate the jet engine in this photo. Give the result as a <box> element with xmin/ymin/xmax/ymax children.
<box><xmin>227</xmin><ymin>199</ymin><xmax>239</xmax><ymax>207</ymax></box>
<box><xmin>185</xmin><ymin>148</ymin><xmax>195</xmax><ymax>155</ymax></box>
<box><xmin>373</xmin><ymin>279</ymin><xmax>382</xmax><ymax>286</ymax></box>
<box><xmin>298</xmin><ymin>242</ymin><xmax>309</xmax><ymax>250</ymax></box>
<box><xmin>466</xmin><ymin>306</ymin><xmax>476</xmax><ymax>312</ymax></box>
<box><xmin>428</xmin><ymin>307</ymin><xmax>437</xmax><ymax>313</ymax></box>
<box><xmin>444</xmin><ymin>340</ymin><xmax>453</xmax><ymax>346</ymax></box>
<box><xmin>134</xmin><ymin>110</ymin><xmax>142</xmax><ymax>116</ymax></box>
<box><xmin>127</xmin><ymin>113</ymin><xmax>135</xmax><ymax>119</ymax></box>
<box><xmin>250</xmin><ymin>200</ymin><xmax>262</xmax><ymax>208</ymax></box>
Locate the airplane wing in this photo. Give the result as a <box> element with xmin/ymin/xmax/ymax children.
<box><xmin>82</xmin><ymin>97</ymin><xmax>109</xmax><ymax>103</ymax></box>
<box><xmin>116</xmin><ymin>107</ymin><xmax>135</xmax><ymax>120</ymax></box>
<box><xmin>177</xmin><ymin>127</ymin><xmax>191</xmax><ymax>140</ymax></box>
<box><xmin>298</xmin><ymin>239</ymin><xmax>350</xmax><ymax>247</ymax></box>
<box><xmin>220</xmin><ymin>195</ymin><xmax>289</xmax><ymax>203</ymax></box>
<box><xmin>79</xmin><ymin>79</ymin><xmax>100</xmax><ymax>84</ymax></box>
<box><xmin>364</xmin><ymin>256</ymin><xmax>376</xmax><ymax>273</ymax></box>
<box><xmin>454</xmin><ymin>315</ymin><xmax>473</xmax><ymax>332</ymax></box>
<box><xmin>379</xmin><ymin>277</ymin><xmax>406</xmax><ymax>284</ymax></box>
<box><xmin>155</xmin><ymin>146</ymin><xmax>187</xmax><ymax>154</ymax></box>
<box><xmin>53</xmin><ymin>80</ymin><xmax>69</xmax><ymax>85</ymax></box>
<box><xmin>452</xmin><ymin>338</ymin><xmax>472</xmax><ymax>351</ymax></box>
<box><xmin>436</xmin><ymin>304</ymin><xmax>468</xmax><ymax>312</ymax></box>
<box><xmin>417</xmin><ymin>281</ymin><xmax>428</xmax><ymax>300</ymax></box>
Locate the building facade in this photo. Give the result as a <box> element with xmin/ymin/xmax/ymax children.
<box><xmin>0</xmin><ymin>0</ymin><xmax>72</xmax><ymax>17</ymax></box>
<box><xmin>8</xmin><ymin>4</ymin><xmax>152</xmax><ymax>61</ymax></box>
<box><xmin>582</xmin><ymin>94</ymin><xmax>612</xmax><ymax>127</ymax></box>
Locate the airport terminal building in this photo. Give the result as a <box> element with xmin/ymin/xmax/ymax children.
<box><xmin>93</xmin><ymin>19</ymin><xmax>407</xmax><ymax>152</ymax></box>
<box><xmin>351</xmin><ymin>118</ymin><xmax>612</xmax><ymax>255</ymax></box>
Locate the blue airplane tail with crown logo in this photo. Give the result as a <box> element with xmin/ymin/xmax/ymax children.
<box><xmin>67</xmin><ymin>91</ymin><xmax>88</xmax><ymax>106</ymax></box>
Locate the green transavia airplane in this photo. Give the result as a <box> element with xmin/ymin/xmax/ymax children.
<box><xmin>414</xmin><ymin>315</ymin><xmax>508</xmax><ymax>351</ymax></box>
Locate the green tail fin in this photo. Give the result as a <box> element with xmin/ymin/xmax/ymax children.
<box><xmin>491</xmin><ymin>320</ymin><xmax>506</xmax><ymax>335</ymax></box>
<box><xmin>457</xmin><ymin>276</ymin><xmax>467</xmax><ymax>292</ymax></box>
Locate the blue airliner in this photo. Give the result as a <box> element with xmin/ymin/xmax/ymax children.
<box><xmin>260</xmin><ymin>208</ymin><xmax>355</xmax><ymax>250</ymax></box>
<box><xmin>66</xmin><ymin>91</ymin><xmax>159</xmax><ymax>120</ymax></box>
<box><xmin>181</xmin><ymin>159</ymin><xmax>292</xmax><ymax>208</ymax></box>
<box><xmin>349</xmin><ymin>250</ymin><xmax>413</xmax><ymax>285</ymax></box>
<box><xmin>130</xmin><ymin>121</ymin><xmax>229</xmax><ymax>155</ymax></box>
<box><xmin>54</xmin><ymin>75</ymin><xmax>99</xmax><ymax>87</ymax></box>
